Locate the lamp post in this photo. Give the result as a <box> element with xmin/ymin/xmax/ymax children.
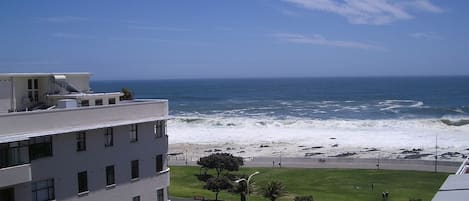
<box><xmin>235</xmin><ymin>171</ymin><xmax>260</xmax><ymax>201</ymax></box>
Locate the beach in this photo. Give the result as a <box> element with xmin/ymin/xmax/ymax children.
<box><xmin>168</xmin><ymin>118</ymin><xmax>469</xmax><ymax>162</ymax></box>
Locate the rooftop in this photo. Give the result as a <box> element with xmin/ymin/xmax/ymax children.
<box><xmin>432</xmin><ymin>158</ymin><xmax>469</xmax><ymax>201</ymax></box>
<box><xmin>0</xmin><ymin>99</ymin><xmax>169</xmax><ymax>143</ymax></box>
<box><xmin>0</xmin><ymin>72</ymin><xmax>90</xmax><ymax>78</ymax></box>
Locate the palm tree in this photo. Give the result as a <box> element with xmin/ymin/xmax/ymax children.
<box><xmin>261</xmin><ymin>181</ymin><xmax>286</xmax><ymax>201</ymax></box>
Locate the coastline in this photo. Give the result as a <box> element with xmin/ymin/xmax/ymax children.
<box><xmin>169</xmin><ymin>142</ymin><xmax>469</xmax><ymax>162</ymax></box>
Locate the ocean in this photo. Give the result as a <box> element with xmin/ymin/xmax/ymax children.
<box><xmin>91</xmin><ymin>76</ymin><xmax>469</xmax><ymax>159</ymax></box>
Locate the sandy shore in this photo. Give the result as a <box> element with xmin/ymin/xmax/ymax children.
<box><xmin>169</xmin><ymin>142</ymin><xmax>469</xmax><ymax>162</ymax></box>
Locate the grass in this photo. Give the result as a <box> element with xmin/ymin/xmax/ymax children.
<box><xmin>169</xmin><ymin>166</ymin><xmax>448</xmax><ymax>201</ymax></box>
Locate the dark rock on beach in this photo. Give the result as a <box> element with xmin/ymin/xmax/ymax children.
<box><xmin>403</xmin><ymin>153</ymin><xmax>433</xmax><ymax>159</ymax></box>
<box><xmin>260</xmin><ymin>144</ymin><xmax>270</xmax><ymax>148</ymax></box>
<box><xmin>331</xmin><ymin>144</ymin><xmax>339</xmax><ymax>147</ymax></box>
<box><xmin>330</xmin><ymin>152</ymin><xmax>356</xmax><ymax>157</ymax></box>
<box><xmin>401</xmin><ymin>148</ymin><xmax>423</xmax><ymax>154</ymax></box>
<box><xmin>305</xmin><ymin>152</ymin><xmax>324</xmax><ymax>157</ymax></box>
<box><xmin>440</xmin><ymin>119</ymin><xmax>469</xmax><ymax>126</ymax></box>
<box><xmin>441</xmin><ymin>152</ymin><xmax>461</xmax><ymax>157</ymax></box>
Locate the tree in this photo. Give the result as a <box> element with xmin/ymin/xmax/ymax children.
<box><xmin>204</xmin><ymin>177</ymin><xmax>233</xmax><ymax>201</ymax></box>
<box><xmin>294</xmin><ymin>195</ymin><xmax>314</xmax><ymax>201</ymax></box>
<box><xmin>261</xmin><ymin>181</ymin><xmax>286</xmax><ymax>201</ymax></box>
<box><xmin>120</xmin><ymin>88</ymin><xmax>134</xmax><ymax>100</ymax></box>
<box><xmin>197</xmin><ymin>153</ymin><xmax>244</xmax><ymax>177</ymax></box>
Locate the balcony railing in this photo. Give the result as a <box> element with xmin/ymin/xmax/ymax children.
<box><xmin>456</xmin><ymin>157</ymin><xmax>469</xmax><ymax>175</ymax></box>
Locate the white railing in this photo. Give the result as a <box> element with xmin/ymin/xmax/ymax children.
<box><xmin>456</xmin><ymin>157</ymin><xmax>469</xmax><ymax>175</ymax></box>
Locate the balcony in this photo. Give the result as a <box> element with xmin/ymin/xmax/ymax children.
<box><xmin>0</xmin><ymin>99</ymin><xmax>169</xmax><ymax>143</ymax></box>
<box><xmin>0</xmin><ymin>164</ymin><xmax>32</xmax><ymax>188</ymax></box>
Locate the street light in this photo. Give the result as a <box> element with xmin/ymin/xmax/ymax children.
<box><xmin>235</xmin><ymin>171</ymin><xmax>260</xmax><ymax>201</ymax></box>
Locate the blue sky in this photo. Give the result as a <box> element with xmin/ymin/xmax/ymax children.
<box><xmin>1</xmin><ymin>0</ymin><xmax>468</xmax><ymax>80</ymax></box>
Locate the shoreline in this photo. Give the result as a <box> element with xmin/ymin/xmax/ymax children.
<box><xmin>169</xmin><ymin>142</ymin><xmax>469</xmax><ymax>162</ymax></box>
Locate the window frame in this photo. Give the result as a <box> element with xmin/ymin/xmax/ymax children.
<box><xmin>154</xmin><ymin>120</ymin><xmax>166</xmax><ymax>138</ymax></box>
<box><xmin>129</xmin><ymin>124</ymin><xmax>138</xmax><ymax>142</ymax></box>
<box><xmin>95</xmin><ymin>99</ymin><xmax>103</xmax><ymax>106</ymax></box>
<box><xmin>157</xmin><ymin>188</ymin><xmax>164</xmax><ymax>201</ymax></box>
<box><xmin>1</xmin><ymin>140</ymin><xmax>30</xmax><ymax>168</ymax></box>
<box><xmin>81</xmin><ymin>100</ymin><xmax>89</xmax><ymax>107</ymax></box>
<box><xmin>77</xmin><ymin>171</ymin><xmax>88</xmax><ymax>193</ymax></box>
<box><xmin>131</xmin><ymin>160</ymin><xmax>139</xmax><ymax>179</ymax></box>
<box><xmin>29</xmin><ymin>136</ymin><xmax>53</xmax><ymax>160</ymax></box>
<box><xmin>106</xmin><ymin>165</ymin><xmax>115</xmax><ymax>186</ymax></box>
<box><xmin>31</xmin><ymin>178</ymin><xmax>55</xmax><ymax>201</ymax></box>
<box><xmin>76</xmin><ymin>132</ymin><xmax>86</xmax><ymax>152</ymax></box>
<box><xmin>104</xmin><ymin>128</ymin><xmax>114</xmax><ymax>147</ymax></box>
<box><xmin>132</xmin><ymin>196</ymin><xmax>141</xmax><ymax>201</ymax></box>
<box><xmin>108</xmin><ymin>98</ymin><xmax>116</xmax><ymax>105</ymax></box>
<box><xmin>156</xmin><ymin>154</ymin><xmax>164</xmax><ymax>172</ymax></box>
<box><xmin>27</xmin><ymin>79</ymin><xmax>39</xmax><ymax>102</ymax></box>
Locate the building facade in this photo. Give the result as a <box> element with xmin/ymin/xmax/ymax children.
<box><xmin>0</xmin><ymin>73</ymin><xmax>170</xmax><ymax>201</ymax></box>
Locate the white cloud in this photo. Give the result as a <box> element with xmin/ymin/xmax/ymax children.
<box><xmin>409</xmin><ymin>32</ymin><xmax>442</xmax><ymax>40</ymax></box>
<box><xmin>283</xmin><ymin>0</ymin><xmax>443</xmax><ymax>25</ymax></box>
<box><xmin>273</xmin><ymin>33</ymin><xmax>384</xmax><ymax>50</ymax></box>
<box><xmin>42</xmin><ymin>16</ymin><xmax>88</xmax><ymax>23</ymax></box>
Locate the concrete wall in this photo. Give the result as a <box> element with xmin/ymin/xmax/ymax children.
<box><xmin>12</xmin><ymin>77</ymin><xmax>49</xmax><ymax>110</ymax></box>
<box><xmin>0</xmin><ymin>78</ymin><xmax>11</xmax><ymax>113</ymax></box>
<box><xmin>64</xmin><ymin>74</ymin><xmax>90</xmax><ymax>92</ymax></box>
<box><xmin>0</xmin><ymin>100</ymin><xmax>168</xmax><ymax>140</ymax></box>
<box><xmin>0</xmin><ymin>164</ymin><xmax>31</xmax><ymax>188</ymax></box>
<box><xmin>29</xmin><ymin>121</ymin><xmax>169</xmax><ymax>201</ymax></box>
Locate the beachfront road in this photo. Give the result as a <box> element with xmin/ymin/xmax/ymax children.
<box><xmin>169</xmin><ymin>157</ymin><xmax>461</xmax><ymax>173</ymax></box>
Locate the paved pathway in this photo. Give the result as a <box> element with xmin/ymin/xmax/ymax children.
<box><xmin>169</xmin><ymin>156</ymin><xmax>462</xmax><ymax>173</ymax></box>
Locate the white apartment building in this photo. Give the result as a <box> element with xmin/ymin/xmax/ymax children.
<box><xmin>0</xmin><ymin>73</ymin><xmax>170</xmax><ymax>201</ymax></box>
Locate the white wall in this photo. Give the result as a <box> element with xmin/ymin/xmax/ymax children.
<box><xmin>29</xmin><ymin>121</ymin><xmax>169</xmax><ymax>201</ymax></box>
<box><xmin>0</xmin><ymin>78</ymin><xmax>11</xmax><ymax>113</ymax></box>
<box><xmin>65</xmin><ymin>74</ymin><xmax>90</xmax><ymax>92</ymax></box>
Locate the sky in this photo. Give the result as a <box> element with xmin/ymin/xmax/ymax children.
<box><xmin>0</xmin><ymin>0</ymin><xmax>468</xmax><ymax>80</ymax></box>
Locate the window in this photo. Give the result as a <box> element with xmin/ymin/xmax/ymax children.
<box><xmin>104</xmin><ymin>128</ymin><xmax>113</xmax><ymax>147</ymax></box>
<box><xmin>27</xmin><ymin>79</ymin><xmax>39</xmax><ymax>102</ymax></box>
<box><xmin>156</xmin><ymin>154</ymin><xmax>163</xmax><ymax>172</ymax></box>
<box><xmin>157</xmin><ymin>188</ymin><xmax>164</xmax><ymax>201</ymax></box>
<box><xmin>132</xmin><ymin>196</ymin><xmax>140</xmax><ymax>201</ymax></box>
<box><xmin>108</xmin><ymin>98</ymin><xmax>116</xmax><ymax>105</ymax></box>
<box><xmin>95</xmin><ymin>99</ymin><xmax>103</xmax><ymax>106</ymax></box>
<box><xmin>81</xmin><ymin>100</ymin><xmax>89</xmax><ymax>107</ymax></box>
<box><xmin>129</xmin><ymin>124</ymin><xmax>138</xmax><ymax>142</ymax></box>
<box><xmin>106</xmin><ymin>165</ymin><xmax>115</xmax><ymax>186</ymax></box>
<box><xmin>76</xmin><ymin>132</ymin><xmax>86</xmax><ymax>152</ymax></box>
<box><xmin>154</xmin><ymin>120</ymin><xmax>166</xmax><ymax>138</ymax></box>
<box><xmin>77</xmin><ymin>171</ymin><xmax>88</xmax><ymax>193</ymax></box>
<box><xmin>0</xmin><ymin>140</ymin><xmax>29</xmax><ymax>168</ymax></box>
<box><xmin>29</xmin><ymin>136</ymin><xmax>53</xmax><ymax>160</ymax></box>
<box><xmin>31</xmin><ymin>179</ymin><xmax>55</xmax><ymax>201</ymax></box>
<box><xmin>131</xmin><ymin>160</ymin><xmax>139</xmax><ymax>179</ymax></box>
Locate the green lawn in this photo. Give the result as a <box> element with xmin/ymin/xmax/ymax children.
<box><xmin>169</xmin><ymin>166</ymin><xmax>448</xmax><ymax>201</ymax></box>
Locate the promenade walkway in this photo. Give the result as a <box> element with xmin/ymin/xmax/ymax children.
<box><xmin>169</xmin><ymin>156</ymin><xmax>461</xmax><ymax>173</ymax></box>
